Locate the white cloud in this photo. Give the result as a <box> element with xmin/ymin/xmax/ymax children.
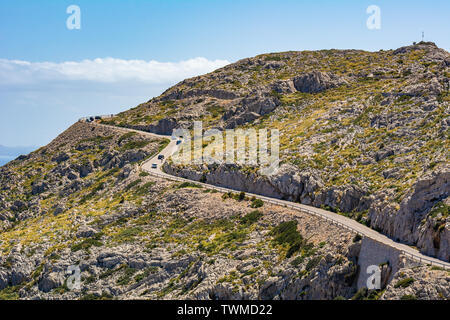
<box><xmin>0</xmin><ymin>57</ymin><xmax>230</xmax><ymax>147</ymax></box>
<box><xmin>0</xmin><ymin>57</ymin><xmax>230</xmax><ymax>85</ymax></box>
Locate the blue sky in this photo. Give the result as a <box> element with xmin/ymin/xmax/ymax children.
<box><xmin>0</xmin><ymin>0</ymin><xmax>449</xmax><ymax>148</ymax></box>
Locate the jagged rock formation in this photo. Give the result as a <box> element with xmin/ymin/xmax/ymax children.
<box><xmin>292</xmin><ymin>71</ymin><xmax>348</xmax><ymax>93</ymax></box>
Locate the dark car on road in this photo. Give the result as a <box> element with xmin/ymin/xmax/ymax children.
<box><xmin>158</xmin><ymin>155</ymin><xmax>164</xmax><ymax>160</ymax></box>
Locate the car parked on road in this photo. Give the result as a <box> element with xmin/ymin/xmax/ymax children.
<box><xmin>151</xmin><ymin>163</ymin><xmax>157</xmax><ymax>169</ymax></box>
<box><xmin>158</xmin><ymin>155</ymin><xmax>164</xmax><ymax>160</ymax></box>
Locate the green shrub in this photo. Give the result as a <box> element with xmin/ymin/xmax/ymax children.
<box><xmin>240</xmin><ymin>210</ymin><xmax>263</xmax><ymax>225</ymax></box>
<box><xmin>71</xmin><ymin>238</ymin><xmax>103</xmax><ymax>252</ymax></box>
<box><xmin>400</xmin><ymin>294</ymin><xmax>417</xmax><ymax>300</ymax></box>
<box><xmin>125</xmin><ymin>179</ymin><xmax>142</xmax><ymax>191</ymax></box>
<box><xmin>2</xmin><ymin>257</ymin><xmax>13</xmax><ymax>269</ymax></box>
<box><xmin>31</xmin><ymin>264</ymin><xmax>44</xmax><ymax>279</ymax></box>
<box><xmin>99</xmin><ymin>267</ymin><xmax>121</xmax><ymax>279</ymax></box>
<box><xmin>250</xmin><ymin>198</ymin><xmax>264</xmax><ymax>208</ymax></box>
<box><xmin>222</xmin><ymin>191</ymin><xmax>239</xmax><ymax>201</ymax></box>
<box><xmin>116</xmin><ymin>266</ymin><xmax>137</xmax><ymax>286</ymax></box>
<box><xmin>176</xmin><ymin>182</ymin><xmax>203</xmax><ymax>189</ymax></box>
<box><xmin>394</xmin><ymin>277</ymin><xmax>414</xmax><ymax>288</ymax></box>
<box><xmin>114</xmin><ymin>227</ymin><xmax>143</xmax><ymax>242</ymax></box>
<box><xmin>80</xmin><ymin>292</ymin><xmax>113</xmax><ymax>300</ymax></box>
<box><xmin>118</xmin><ymin>132</ymin><xmax>137</xmax><ymax>143</ymax></box>
<box><xmin>431</xmin><ymin>266</ymin><xmax>445</xmax><ymax>271</ymax></box>
<box><xmin>206</xmin><ymin>105</ymin><xmax>226</xmax><ymax>118</ymax></box>
<box><xmin>158</xmin><ymin>139</ymin><xmax>170</xmax><ymax>152</ymax></box>
<box><xmin>80</xmin><ymin>135</ymin><xmax>113</xmax><ymax>145</ymax></box>
<box><xmin>222</xmin><ymin>192</ymin><xmax>232</xmax><ymax>200</ymax></box>
<box><xmin>271</xmin><ymin>221</ymin><xmax>300</xmax><ymax>245</ymax></box>
<box><xmin>80</xmin><ymin>182</ymin><xmax>105</xmax><ymax>203</ymax></box>
<box><xmin>351</xmin><ymin>287</ymin><xmax>368</xmax><ymax>300</ymax></box>
<box><xmin>0</xmin><ymin>285</ymin><xmax>21</xmax><ymax>300</ymax></box>
<box><xmin>351</xmin><ymin>287</ymin><xmax>381</xmax><ymax>300</ymax></box>
<box><xmin>135</xmin><ymin>182</ymin><xmax>156</xmax><ymax>196</ymax></box>
<box><xmin>270</xmin><ymin>220</ymin><xmax>306</xmax><ymax>258</ymax></box>
<box><xmin>305</xmin><ymin>256</ymin><xmax>322</xmax><ymax>271</ymax></box>
<box><xmin>429</xmin><ymin>201</ymin><xmax>449</xmax><ymax>219</ymax></box>
<box><xmin>198</xmin><ymin>229</ymin><xmax>248</xmax><ymax>255</ymax></box>
<box><xmin>134</xmin><ymin>267</ymin><xmax>159</xmax><ymax>282</ymax></box>
<box><xmin>120</xmin><ymin>140</ymin><xmax>149</xmax><ymax>151</ymax></box>
<box><xmin>264</xmin><ymin>55</ymin><xmax>282</xmax><ymax>61</ymax></box>
<box><xmin>290</xmin><ymin>256</ymin><xmax>305</xmax><ymax>267</ymax></box>
<box><xmin>135</xmin><ymin>212</ymin><xmax>156</xmax><ymax>225</ymax></box>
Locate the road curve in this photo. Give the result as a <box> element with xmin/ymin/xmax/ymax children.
<box><xmin>94</xmin><ymin>122</ymin><xmax>450</xmax><ymax>270</ymax></box>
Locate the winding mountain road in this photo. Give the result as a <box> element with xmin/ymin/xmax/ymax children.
<box><xmin>95</xmin><ymin>122</ymin><xmax>450</xmax><ymax>270</ymax></box>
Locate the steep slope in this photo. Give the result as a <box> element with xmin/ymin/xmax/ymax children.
<box><xmin>0</xmin><ymin>122</ymin><xmax>447</xmax><ymax>300</ymax></box>
<box><xmin>102</xmin><ymin>41</ymin><xmax>449</xmax><ymax>261</ymax></box>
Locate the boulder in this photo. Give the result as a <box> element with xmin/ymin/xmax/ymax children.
<box><xmin>31</xmin><ymin>182</ymin><xmax>48</xmax><ymax>195</ymax></box>
<box><xmin>97</xmin><ymin>252</ymin><xmax>125</xmax><ymax>269</ymax></box>
<box><xmin>38</xmin><ymin>272</ymin><xmax>64</xmax><ymax>293</ymax></box>
<box><xmin>52</xmin><ymin>153</ymin><xmax>70</xmax><ymax>163</ymax></box>
<box><xmin>79</xmin><ymin>162</ymin><xmax>93</xmax><ymax>178</ymax></box>
<box><xmin>293</xmin><ymin>71</ymin><xmax>347</xmax><ymax>93</ymax></box>
<box><xmin>76</xmin><ymin>225</ymin><xmax>98</xmax><ymax>239</ymax></box>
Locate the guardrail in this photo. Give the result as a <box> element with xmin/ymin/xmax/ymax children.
<box><xmin>100</xmin><ymin>121</ymin><xmax>450</xmax><ymax>271</ymax></box>
<box><xmin>147</xmin><ymin>170</ymin><xmax>364</xmax><ymax>235</ymax></box>
<box><xmin>399</xmin><ymin>251</ymin><xmax>449</xmax><ymax>269</ymax></box>
<box><xmin>144</xmin><ymin>169</ymin><xmax>450</xmax><ymax>270</ymax></box>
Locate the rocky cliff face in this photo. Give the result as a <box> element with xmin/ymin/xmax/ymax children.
<box><xmin>370</xmin><ymin>169</ymin><xmax>449</xmax><ymax>260</ymax></box>
<box><xmin>0</xmin><ymin>122</ymin><xmax>363</xmax><ymax>300</ymax></box>
<box><xmin>1</xmin><ymin>123</ymin><xmax>447</xmax><ymax>300</ymax></box>
<box><xmin>163</xmin><ymin>161</ymin><xmax>449</xmax><ymax>261</ymax></box>
<box><xmin>116</xmin><ymin>41</ymin><xmax>449</xmax><ymax>262</ymax></box>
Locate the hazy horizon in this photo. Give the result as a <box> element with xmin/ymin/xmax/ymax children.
<box><xmin>0</xmin><ymin>145</ymin><xmax>36</xmax><ymax>166</ymax></box>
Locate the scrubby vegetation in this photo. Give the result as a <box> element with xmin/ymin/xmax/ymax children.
<box><xmin>270</xmin><ymin>221</ymin><xmax>307</xmax><ymax>258</ymax></box>
<box><xmin>394</xmin><ymin>277</ymin><xmax>415</xmax><ymax>288</ymax></box>
<box><xmin>1</xmin><ymin>42</ymin><xmax>449</xmax><ymax>301</ymax></box>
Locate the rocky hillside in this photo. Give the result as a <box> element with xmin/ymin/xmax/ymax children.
<box><xmin>0</xmin><ymin>42</ymin><xmax>449</xmax><ymax>300</ymax></box>
<box><xmin>0</xmin><ymin>122</ymin><xmax>448</xmax><ymax>300</ymax></box>
<box><xmin>102</xmin><ymin>42</ymin><xmax>449</xmax><ymax>261</ymax></box>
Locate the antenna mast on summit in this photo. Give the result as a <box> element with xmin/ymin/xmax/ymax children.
<box><xmin>422</xmin><ymin>31</ymin><xmax>424</xmax><ymax>42</ymax></box>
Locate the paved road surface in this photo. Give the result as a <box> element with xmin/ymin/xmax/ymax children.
<box><xmin>94</xmin><ymin>122</ymin><xmax>450</xmax><ymax>270</ymax></box>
